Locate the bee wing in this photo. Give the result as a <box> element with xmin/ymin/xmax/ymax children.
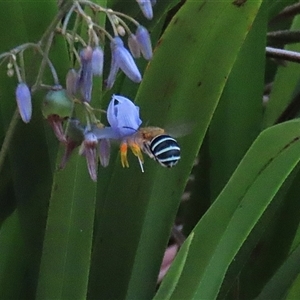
<box><xmin>165</xmin><ymin>122</ymin><xmax>194</xmax><ymax>138</ymax></box>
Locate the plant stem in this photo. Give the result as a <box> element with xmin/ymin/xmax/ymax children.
<box><xmin>266</xmin><ymin>46</ymin><xmax>300</xmax><ymax>63</ymax></box>
<box><xmin>0</xmin><ymin>109</ymin><xmax>19</xmax><ymax>173</ymax></box>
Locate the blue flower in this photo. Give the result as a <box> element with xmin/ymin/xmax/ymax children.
<box><xmin>136</xmin><ymin>0</ymin><xmax>153</xmax><ymax>19</ymax></box>
<box><xmin>15</xmin><ymin>82</ymin><xmax>32</xmax><ymax>123</ymax></box>
<box><xmin>107</xmin><ymin>94</ymin><xmax>142</xmax><ymax>137</ymax></box>
<box><xmin>93</xmin><ymin>94</ymin><xmax>144</xmax><ymax>171</ymax></box>
<box><xmin>106</xmin><ymin>37</ymin><xmax>142</xmax><ymax>89</ymax></box>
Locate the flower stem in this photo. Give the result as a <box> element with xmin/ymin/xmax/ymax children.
<box><xmin>39</xmin><ymin>0</ymin><xmax>74</xmax><ymax>47</ymax></box>
<box><xmin>0</xmin><ymin>109</ymin><xmax>19</xmax><ymax>174</ymax></box>
<box><xmin>32</xmin><ymin>31</ymin><xmax>56</xmax><ymax>92</ymax></box>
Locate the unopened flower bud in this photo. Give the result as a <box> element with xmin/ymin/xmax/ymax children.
<box><xmin>111</xmin><ymin>14</ymin><xmax>119</xmax><ymax>25</ymax></box>
<box><xmin>81</xmin><ymin>46</ymin><xmax>93</xmax><ymax>61</ymax></box>
<box><xmin>91</xmin><ymin>47</ymin><xmax>104</xmax><ymax>76</ymax></box>
<box><xmin>7</xmin><ymin>63</ymin><xmax>14</xmax><ymax>77</ymax></box>
<box><xmin>15</xmin><ymin>83</ymin><xmax>32</xmax><ymax>123</ymax></box>
<box><xmin>136</xmin><ymin>25</ymin><xmax>152</xmax><ymax>60</ymax></box>
<box><xmin>128</xmin><ymin>34</ymin><xmax>141</xmax><ymax>58</ymax></box>
<box><xmin>78</xmin><ymin>47</ymin><xmax>93</xmax><ymax>102</ymax></box>
<box><xmin>136</xmin><ymin>0</ymin><xmax>153</xmax><ymax>19</ymax></box>
<box><xmin>7</xmin><ymin>69</ymin><xmax>14</xmax><ymax>77</ymax></box>
<box><xmin>117</xmin><ymin>25</ymin><xmax>126</xmax><ymax>36</ymax></box>
<box><xmin>66</xmin><ymin>69</ymin><xmax>79</xmax><ymax>96</ymax></box>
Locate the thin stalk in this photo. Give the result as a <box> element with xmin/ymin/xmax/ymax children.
<box><xmin>19</xmin><ymin>50</ymin><xmax>26</xmax><ymax>82</ymax></box>
<box><xmin>267</xmin><ymin>30</ymin><xmax>300</xmax><ymax>45</ymax></box>
<box><xmin>0</xmin><ymin>109</ymin><xmax>19</xmax><ymax>174</ymax></box>
<box><xmin>32</xmin><ymin>32</ymin><xmax>56</xmax><ymax>92</ymax></box>
<box><xmin>266</xmin><ymin>46</ymin><xmax>300</xmax><ymax>64</ymax></box>
<box><xmin>270</xmin><ymin>2</ymin><xmax>300</xmax><ymax>23</ymax></box>
<box><xmin>61</xmin><ymin>3</ymin><xmax>76</xmax><ymax>35</ymax></box>
<box><xmin>39</xmin><ymin>0</ymin><xmax>74</xmax><ymax>46</ymax></box>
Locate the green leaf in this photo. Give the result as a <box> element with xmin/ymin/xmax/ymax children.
<box><xmin>154</xmin><ymin>232</ymin><xmax>194</xmax><ymax>300</ymax></box>
<box><xmin>0</xmin><ymin>211</ymin><xmax>27</xmax><ymax>299</ymax></box>
<box><xmin>89</xmin><ymin>0</ymin><xmax>264</xmax><ymax>299</ymax></box>
<box><xmin>36</xmin><ymin>154</ymin><xmax>97</xmax><ymax>300</ymax></box>
<box><xmin>36</xmin><ymin>0</ymin><xmax>106</xmax><ymax>298</ymax></box>
<box><xmin>255</xmin><ymin>242</ymin><xmax>300</xmax><ymax>300</ymax></box>
<box><xmin>157</xmin><ymin>119</ymin><xmax>300</xmax><ymax>299</ymax></box>
<box><xmin>0</xmin><ymin>1</ymin><xmax>68</xmax><ymax>297</ymax></box>
<box><xmin>286</xmin><ymin>274</ymin><xmax>300</xmax><ymax>299</ymax></box>
<box><xmin>236</xmin><ymin>164</ymin><xmax>300</xmax><ymax>299</ymax></box>
<box><xmin>209</xmin><ymin>0</ymin><xmax>266</xmax><ymax>200</ymax></box>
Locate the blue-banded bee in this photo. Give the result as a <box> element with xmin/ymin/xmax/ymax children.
<box><xmin>136</xmin><ymin>127</ymin><xmax>181</xmax><ymax>168</ymax></box>
<box><xmin>143</xmin><ymin>134</ymin><xmax>181</xmax><ymax>168</ymax></box>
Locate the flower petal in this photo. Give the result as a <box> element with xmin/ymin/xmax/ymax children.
<box><xmin>98</xmin><ymin>139</ymin><xmax>110</xmax><ymax>167</ymax></box>
<box><xmin>111</xmin><ymin>37</ymin><xmax>142</xmax><ymax>83</ymax></box>
<box><xmin>47</xmin><ymin>115</ymin><xmax>67</xmax><ymax>143</ymax></box>
<box><xmin>106</xmin><ymin>46</ymin><xmax>119</xmax><ymax>89</ymax></box>
<box><xmin>107</xmin><ymin>95</ymin><xmax>142</xmax><ymax>137</ymax></box>
<box><xmin>157</xmin><ymin>244</ymin><xmax>179</xmax><ymax>283</ymax></box>
<box><xmin>81</xmin><ymin>131</ymin><xmax>98</xmax><ymax>181</ymax></box>
<box><xmin>92</xmin><ymin>126</ymin><xmax>120</xmax><ymax>140</ymax></box>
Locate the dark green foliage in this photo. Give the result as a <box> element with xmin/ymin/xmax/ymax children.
<box><xmin>1</xmin><ymin>0</ymin><xmax>300</xmax><ymax>299</ymax></box>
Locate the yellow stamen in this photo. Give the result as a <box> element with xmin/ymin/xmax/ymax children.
<box><xmin>129</xmin><ymin>142</ymin><xmax>144</xmax><ymax>163</ymax></box>
<box><xmin>120</xmin><ymin>142</ymin><xmax>129</xmax><ymax>168</ymax></box>
<box><xmin>129</xmin><ymin>142</ymin><xmax>144</xmax><ymax>172</ymax></box>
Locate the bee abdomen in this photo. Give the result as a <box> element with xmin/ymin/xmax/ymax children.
<box><xmin>150</xmin><ymin>135</ymin><xmax>181</xmax><ymax>168</ymax></box>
